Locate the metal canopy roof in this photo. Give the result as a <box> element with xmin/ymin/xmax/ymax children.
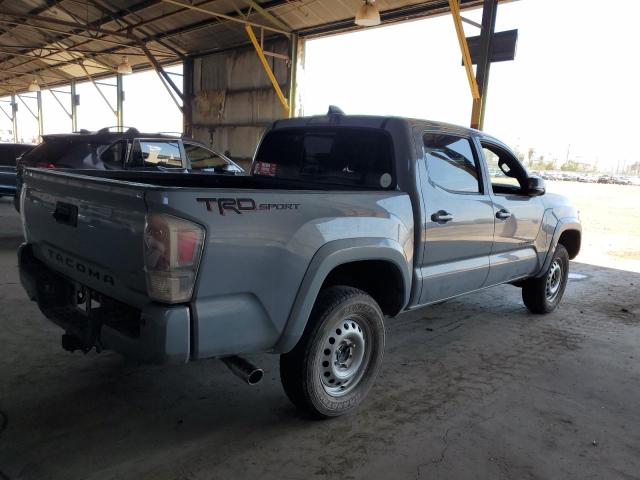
<box><xmin>0</xmin><ymin>0</ymin><xmax>490</xmax><ymax>95</ymax></box>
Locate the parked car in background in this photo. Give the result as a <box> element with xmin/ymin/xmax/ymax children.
<box><xmin>597</xmin><ymin>175</ymin><xmax>613</xmax><ymax>184</ymax></box>
<box><xmin>0</xmin><ymin>143</ymin><xmax>35</xmax><ymax>197</ymax></box>
<box><xmin>613</xmin><ymin>176</ymin><xmax>631</xmax><ymax>185</ymax></box>
<box><xmin>577</xmin><ymin>174</ymin><xmax>595</xmax><ymax>183</ymax></box>
<box><xmin>14</xmin><ymin>127</ymin><xmax>243</xmax><ymax>210</ymax></box>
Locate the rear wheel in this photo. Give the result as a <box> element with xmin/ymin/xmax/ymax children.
<box><xmin>522</xmin><ymin>244</ymin><xmax>569</xmax><ymax>314</ymax></box>
<box><xmin>280</xmin><ymin>286</ymin><xmax>385</xmax><ymax>418</ymax></box>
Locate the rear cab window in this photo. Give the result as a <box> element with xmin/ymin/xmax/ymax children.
<box><xmin>253</xmin><ymin>127</ymin><xmax>395</xmax><ymax>189</ymax></box>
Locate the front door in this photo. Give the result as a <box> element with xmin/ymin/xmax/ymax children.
<box><xmin>479</xmin><ymin>141</ymin><xmax>545</xmax><ymax>285</ymax></box>
<box><xmin>418</xmin><ymin>132</ymin><xmax>495</xmax><ymax>305</ymax></box>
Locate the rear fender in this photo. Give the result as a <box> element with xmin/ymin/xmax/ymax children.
<box><xmin>274</xmin><ymin>237</ymin><xmax>411</xmax><ymax>353</ymax></box>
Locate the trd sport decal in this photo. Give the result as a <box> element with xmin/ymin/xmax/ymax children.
<box><xmin>196</xmin><ymin>198</ymin><xmax>300</xmax><ymax>215</ymax></box>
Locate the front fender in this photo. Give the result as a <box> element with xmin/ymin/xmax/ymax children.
<box><xmin>535</xmin><ymin>216</ymin><xmax>581</xmax><ymax>277</ymax></box>
<box><xmin>274</xmin><ymin>237</ymin><xmax>411</xmax><ymax>353</ymax></box>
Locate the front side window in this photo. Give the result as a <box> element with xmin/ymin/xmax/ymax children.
<box><xmin>130</xmin><ymin>140</ymin><xmax>182</xmax><ymax>168</ymax></box>
<box><xmin>482</xmin><ymin>143</ymin><xmax>527</xmax><ymax>194</ymax></box>
<box><xmin>423</xmin><ymin>133</ymin><xmax>481</xmax><ymax>194</ymax></box>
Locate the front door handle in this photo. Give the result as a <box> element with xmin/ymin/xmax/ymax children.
<box><xmin>431</xmin><ymin>210</ymin><xmax>454</xmax><ymax>224</ymax></box>
<box><xmin>496</xmin><ymin>209</ymin><xmax>512</xmax><ymax>220</ymax></box>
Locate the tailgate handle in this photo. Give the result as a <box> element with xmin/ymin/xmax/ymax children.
<box><xmin>53</xmin><ymin>202</ymin><xmax>78</xmax><ymax>227</ymax></box>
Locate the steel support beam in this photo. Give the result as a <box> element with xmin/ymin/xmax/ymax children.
<box><xmin>161</xmin><ymin>0</ymin><xmax>290</xmax><ymax>36</ymax></box>
<box><xmin>116</xmin><ymin>73</ymin><xmax>124</xmax><ymax>129</ymax></box>
<box><xmin>50</xmin><ymin>89</ymin><xmax>73</xmax><ymax>120</ymax></box>
<box><xmin>70</xmin><ymin>80</ymin><xmax>78</xmax><ymax>132</ymax></box>
<box><xmin>183</xmin><ymin>56</ymin><xmax>193</xmax><ymax>136</ymax></box>
<box><xmin>244</xmin><ymin>0</ymin><xmax>291</xmax><ymax>32</ymax></box>
<box><xmin>473</xmin><ymin>0</ymin><xmax>498</xmax><ymax>130</ymax></box>
<box><xmin>37</xmin><ymin>91</ymin><xmax>43</xmax><ymax>140</ymax></box>
<box><xmin>11</xmin><ymin>95</ymin><xmax>18</xmax><ymax>143</ymax></box>
<box><xmin>287</xmin><ymin>34</ymin><xmax>302</xmax><ymax>118</ymax></box>
<box><xmin>80</xmin><ymin>63</ymin><xmax>117</xmax><ymax>117</ymax></box>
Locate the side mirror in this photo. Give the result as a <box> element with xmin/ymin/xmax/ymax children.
<box><xmin>526</xmin><ymin>175</ymin><xmax>546</xmax><ymax>196</ymax></box>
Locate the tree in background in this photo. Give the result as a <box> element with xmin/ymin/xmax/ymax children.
<box><xmin>527</xmin><ymin>148</ymin><xmax>535</xmax><ymax>167</ymax></box>
<box><xmin>625</xmin><ymin>162</ymin><xmax>640</xmax><ymax>175</ymax></box>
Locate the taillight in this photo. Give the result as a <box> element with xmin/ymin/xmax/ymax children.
<box><xmin>33</xmin><ymin>162</ymin><xmax>56</xmax><ymax>168</ymax></box>
<box><xmin>143</xmin><ymin>213</ymin><xmax>205</xmax><ymax>303</ymax></box>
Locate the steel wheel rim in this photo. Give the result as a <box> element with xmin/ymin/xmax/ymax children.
<box><xmin>546</xmin><ymin>259</ymin><xmax>563</xmax><ymax>301</ymax></box>
<box><xmin>317</xmin><ymin>315</ymin><xmax>370</xmax><ymax>397</ymax></box>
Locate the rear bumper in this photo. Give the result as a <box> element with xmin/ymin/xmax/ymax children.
<box><xmin>18</xmin><ymin>243</ymin><xmax>191</xmax><ymax>364</ymax></box>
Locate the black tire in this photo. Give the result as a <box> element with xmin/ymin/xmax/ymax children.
<box><xmin>522</xmin><ymin>244</ymin><xmax>570</xmax><ymax>314</ymax></box>
<box><xmin>280</xmin><ymin>286</ymin><xmax>385</xmax><ymax>419</ymax></box>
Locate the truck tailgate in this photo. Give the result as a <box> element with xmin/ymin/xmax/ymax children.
<box><xmin>22</xmin><ymin>169</ymin><xmax>150</xmax><ymax>308</ymax></box>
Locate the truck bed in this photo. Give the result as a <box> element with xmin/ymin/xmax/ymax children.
<box><xmin>21</xmin><ymin>167</ymin><xmax>414</xmax><ymax>360</ymax></box>
<box><xmin>62</xmin><ymin>169</ymin><xmax>389</xmax><ymax>191</ymax></box>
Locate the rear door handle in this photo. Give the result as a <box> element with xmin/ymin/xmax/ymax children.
<box><xmin>496</xmin><ymin>209</ymin><xmax>512</xmax><ymax>220</ymax></box>
<box><xmin>431</xmin><ymin>210</ymin><xmax>454</xmax><ymax>223</ymax></box>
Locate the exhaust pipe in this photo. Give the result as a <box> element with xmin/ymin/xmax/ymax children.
<box><xmin>221</xmin><ymin>356</ymin><xmax>264</xmax><ymax>385</ymax></box>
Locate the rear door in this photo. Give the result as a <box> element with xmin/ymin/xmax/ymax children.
<box><xmin>479</xmin><ymin>140</ymin><xmax>544</xmax><ymax>285</ymax></box>
<box><xmin>417</xmin><ymin>132</ymin><xmax>495</xmax><ymax>304</ymax></box>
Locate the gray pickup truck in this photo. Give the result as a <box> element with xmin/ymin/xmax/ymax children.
<box><xmin>18</xmin><ymin>112</ymin><xmax>581</xmax><ymax>417</ymax></box>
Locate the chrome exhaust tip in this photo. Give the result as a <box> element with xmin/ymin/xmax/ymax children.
<box><xmin>221</xmin><ymin>356</ymin><xmax>264</xmax><ymax>385</ymax></box>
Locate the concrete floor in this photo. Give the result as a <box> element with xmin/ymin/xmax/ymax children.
<box><xmin>1</xmin><ymin>196</ymin><xmax>639</xmax><ymax>480</ymax></box>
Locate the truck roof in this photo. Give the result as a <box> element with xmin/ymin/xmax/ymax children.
<box><xmin>271</xmin><ymin>113</ymin><xmax>504</xmax><ymax>145</ymax></box>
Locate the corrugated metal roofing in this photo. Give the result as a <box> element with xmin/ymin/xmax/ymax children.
<box><xmin>0</xmin><ymin>0</ymin><xmax>493</xmax><ymax>94</ymax></box>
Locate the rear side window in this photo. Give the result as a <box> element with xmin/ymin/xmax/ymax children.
<box><xmin>21</xmin><ymin>139</ymin><xmax>110</xmax><ymax>168</ymax></box>
<box><xmin>253</xmin><ymin>127</ymin><xmax>395</xmax><ymax>189</ymax></box>
<box><xmin>423</xmin><ymin>133</ymin><xmax>481</xmax><ymax>194</ymax></box>
<box><xmin>130</xmin><ymin>140</ymin><xmax>183</xmax><ymax>168</ymax></box>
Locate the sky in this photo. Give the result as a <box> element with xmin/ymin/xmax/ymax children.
<box><xmin>302</xmin><ymin>0</ymin><xmax>640</xmax><ymax>172</ymax></box>
<box><xmin>1</xmin><ymin>0</ymin><xmax>639</xmax><ymax>173</ymax></box>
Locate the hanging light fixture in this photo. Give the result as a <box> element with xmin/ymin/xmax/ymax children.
<box><xmin>355</xmin><ymin>0</ymin><xmax>381</xmax><ymax>27</ymax></box>
<box><xmin>28</xmin><ymin>79</ymin><xmax>40</xmax><ymax>92</ymax></box>
<box><xmin>117</xmin><ymin>56</ymin><xmax>132</xmax><ymax>75</ymax></box>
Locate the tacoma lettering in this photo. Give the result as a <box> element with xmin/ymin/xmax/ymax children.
<box><xmin>47</xmin><ymin>248</ymin><xmax>115</xmax><ymax>286</ymax></box>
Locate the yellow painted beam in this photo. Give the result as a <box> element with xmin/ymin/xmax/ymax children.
<box><xmin>470</xmin><ymin>97</ymin><xmax>482</xmax><ymax>129</ymax></box>
<box><xmin>448</xmin><ymin>0</ymin><xmax>480</xmax><ymax>100</ymax></box>
<box><xmin>246</xmin><ymin>25</ymin><xmax>290</xmax><ymax>115</ymax></box>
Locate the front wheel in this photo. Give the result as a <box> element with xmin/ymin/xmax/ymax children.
<box><xmin>280</xmin><ymin>286</ymin><xmax>385</xmax><ymax>418</ymax></box>
<box><xmin>522</xmin><ymin>244</ymin><xmax>570</xmax><ymax>314</ymax></box>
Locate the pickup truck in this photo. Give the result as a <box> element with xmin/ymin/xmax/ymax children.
<box><xmin>18</xmin><ymin>112</ymin><xmax>581</xmax><ymax>418</ymax></box>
